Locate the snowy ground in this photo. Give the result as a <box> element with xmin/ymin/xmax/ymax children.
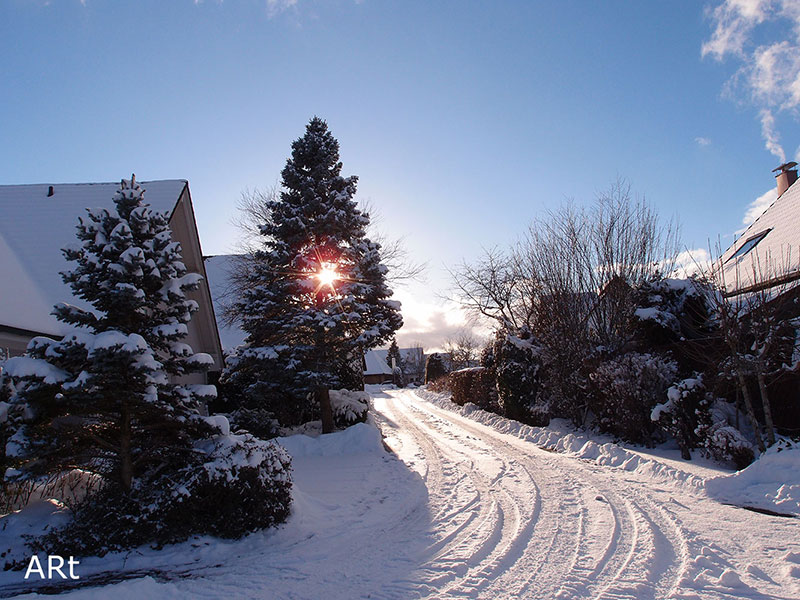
<box><xmin>1</xmin><ymin>387</ymin><xmax>799</xmax><ymax>599</ymax></box>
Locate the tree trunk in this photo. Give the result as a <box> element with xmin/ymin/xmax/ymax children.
<box><xmin>736</xmin><ymin>370</ymin><xmax>766</xmax><ymax>454</ymax></box>
<box><xmin>317</xmin><ymin>386</ymin><xmax>334</xmax><ymax>434</ymax></box>
<box><xmin>119</xmin><ymin>400</ymin><xmax>133</xmax><ymax>492</ymax></box>
<box><xmin>756</xmin><ymin>371</ymin><xmax>776</xmax><ymax>447</ymax></box>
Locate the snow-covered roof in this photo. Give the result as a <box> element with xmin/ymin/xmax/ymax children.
<box><xmin>203</xmin><ymin>254</ymin><xmax>248</xmax><ymax>351</ymax></box>
<box><xmin>364</xmin><ymin>348</ymin><xmax>423</xmax><ymax>375</ymax></box>
<box><xmin>364</xmin><ymin>349</ymin><xmax>393</xmax><ymax>375</ymax></box>
<box><xmin>0</xmin><ymin>180</ymin><xmax>187</xmax><ymax>336</ymax></box>
<box><xmin>720</xmin><ymin>177</ymin><xmax>800</xmax><ymax>296</ymax></box>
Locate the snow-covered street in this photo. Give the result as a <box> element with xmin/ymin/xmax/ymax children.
<box><xmin>2</xmin><ymin>387</ymin><xmax>799</xmax><ymax>599</ymax></box>
<box><xmin>377</xmin><ymin>389</ymin><xmax>800</xmax><ymax>599</ymax></box>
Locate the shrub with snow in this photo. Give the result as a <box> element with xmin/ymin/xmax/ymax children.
<box><xmin>228</xmin><ymin>406</ymin><xmax>281</xmax><ymax>439</ymax></box>
<box><xmin>424</xmin><ymin>353</ymin><xmax>448</xmax><ymax>384</ymax></box>
<box><xmin>651</xmin><ymin>374</ymin><xmax>711</xmax><ymax>459</ymax></box>
<box><xmin>698</xmin><ymin>399</ymin><xmax>756</xmax><ymax>469</ymax></box>
<box><xmin>590</xmin><ymin>352</ymin><xmax>678</xmax><ymax>444</ymax></box>
<box><xmin>494</xmin><ymin>328</ymin><xmax>546</xmax><ymax>425</ymax></box>
<box><xmin>329</xmin><ymin>389</ymin><xmax>370</xmax><ymax>428</ymax></box>
<box><xmin>32</xmin><ymin>427</ymin><xmax>292</xmax><ymax>557</ymax></box>
<box><xmin>448</xmin><ymin>367</ymin><xmax>496</xmax><ymax>411</ymax></box>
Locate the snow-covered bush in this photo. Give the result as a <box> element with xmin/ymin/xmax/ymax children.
<box><xmin>221</xmin><ymin>345</ymin><xmax>318</xmax><ymax>428</ymax></box>
<box><xmin>651</xmin><ymin>374</ymin><xmax>711</xmax><ymax>459</ymax></box>
<box><xmin>228</xmin><ymin>406</ymin><xmax>281</xmax><ymax>439</ymax></box>
<box><xmin>329</xmin><ymin>389</ymin><xmax>370</xmax><ymax>428</ymax></box>
<box><xmin>698</xmin><ymin>399</ymin><xmax>756</xmax><ymax>469</ymax></box>
<box><xmin>424</xmin><ymin>353</ymin><xmax>448</xmax><ymax>383</ymax></box>
<box><xmin>590</xmin><ymin>352</ymin><xmax>678</xmax><ymax>444</ymax></box>
<box><xmin>32</xmin><ymin>430</ymin><xmax>292</xmax><ymax>557</ymax></box>
<box><xmin>448</xmin><ymin>367</ymin><xmax>496</xmax><ymax>411</ymax></box>
<box><xmin>494</xmin><ymin>328</ymin><xmax>546</xmax><ymax>425</ymax></box>
<box><xmin>704</xmin><ymin>423</ymin><xmax>755</xmax><ymax>469</ymax></box>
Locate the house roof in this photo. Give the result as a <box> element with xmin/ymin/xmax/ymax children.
<box><xmin>720</xmin><ymin>177</ymin><xmax>800</xmax><ymax>297</ymax></box>
<box><xmin>203</xmin><ymin>254</ymin><xmax>248</xmax><ymax>351</ymax></box>
<box><xmin>364</xmin><ymin>348</ymin><xmax>423</xmax><ymax>375</ymax></box>
<box><xmin>0</xmin><ymin>180</ymin><xmax>187</xmax><ymax>336</ymax></box>
<box><xmin>364</xmin><ymin>349</ymin><xmax>393</xmax><ymax>375</ymax></box>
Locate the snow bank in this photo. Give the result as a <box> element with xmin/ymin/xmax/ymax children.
<box><xmin>414</xmin><ymin>388</ymin><xmax>707</xmax><ymax>492</ymax></box>
<box><xmin>277</xmin><ymin>422</ymin><xmax>384</xmax><ymax>458</ymax></box>
<box><xmin>706</xmin><ymin>441</ymin><xmax>800</xmax><ymax>516</ymax></box>
<box><xmin>0</xmin><ymin>499</ymin><xmax>71</xmax><ymax>568</ymax></box>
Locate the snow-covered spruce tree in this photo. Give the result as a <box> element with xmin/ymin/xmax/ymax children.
<box><xmin>385</xmin><ymin>338</ymin><xmax>401</xmax><ymax>368</ymax></box>
<box><xmin>2</xmin><ymin>177</ymin><xmax>291</xmax><ymax>554</ymax></box>
<box><xmin>224</xmin><ymin>118</ymin><xmax>402</xmax><ymax>432</ymax></box>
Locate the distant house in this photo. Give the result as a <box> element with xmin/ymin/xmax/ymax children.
<box><xmin>0</xmin><ymin>180</ymin><xmax>223</xmax><ymax>383</ymax></box>
<box><xmin>364</xmin><ymin>347</ymin><xmax>426</xmax><ymax>385</ymax></box>
<box><xmin>719</xmin><ymin>162</ymin><xmax>800</xmax><ymax>300</ymax></box>
<box><xmin>363</xmin><ymin>349</ymin><xmax>393</xmax><ymax>384</ymax></box>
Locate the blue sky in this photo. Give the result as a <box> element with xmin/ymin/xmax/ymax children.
<box><xmin>2</xmin><ymin>0</ymin><xmax>799</xmax><ymax>349</ymax></box>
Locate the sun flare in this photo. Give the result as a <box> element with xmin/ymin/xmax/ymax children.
<box><xmin>316</xmin><ymin>265</ymin><xmax>339</xmax><ymax>288</ymax></box>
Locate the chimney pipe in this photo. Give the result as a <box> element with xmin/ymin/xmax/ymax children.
<box><xmin>773</xmin><ymin>161</ymin><xmax>798</xmax><ymax>198</ymax></box>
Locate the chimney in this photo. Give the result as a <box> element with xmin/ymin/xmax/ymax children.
<box><xmin>773</xmin><ymin>161</ymin><xmax>798</xmax><ymax>198</ymax></box>
<box><xmin>47</xmin><ymin>185</ymin><xmax>54</xmax><ymax>197</ymax></box>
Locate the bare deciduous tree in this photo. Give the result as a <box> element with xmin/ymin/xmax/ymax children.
<box><xmin>443</xmin><ymin>329</ymin><xmax>482</xmax><ymax>371</ymax></box>
<box><xmin>449</xmin><ymin>180</ymin><xmax>680</xmax><ymax>423</ymax></box>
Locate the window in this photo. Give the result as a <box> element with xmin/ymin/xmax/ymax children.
<box><xmin>727</xmin><ymin>229</ymin><xmax>771</xmax><ymax>262</ymax></box>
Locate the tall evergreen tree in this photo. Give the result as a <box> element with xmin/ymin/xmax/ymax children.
<box><xmin>386</xmin><ymin>338</ymin><xmax>402</xmax><ymax>369</ymax></box>
<box><xmin>3</xmin><ymin>176</ymin><xmax>215</xmax><ymax>493</ymax></box>
<box><xmin>2</xmin><ymin>177</ymin><xmax>292</xmax><ymax>554</ymax></box>
<box><xmin>225</xmin><ymin>117</ymin><xmax>402</xmax><ymax>431</ymax></box>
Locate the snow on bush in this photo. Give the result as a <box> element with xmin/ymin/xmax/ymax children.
<box><xmin>448</xmin><ymin>367</ymin><xmax>496</xmax><ymax>411</ymax></box>
<box><xmin>590</xmin><ymin>352</ymin><xmax>678</xmax><ymax>444</ymax></box>
<box><xmin>703</xmin><ymin>422</ymin><xmax>755</xmax><ymax>470</ymax></box>
<box><xmin>651</xmin><ymin>374</ymin><xmax>711</xmax><ymax>459</ymax></box>
<box><xmin>30</xmin><ymin>430</ymin><xmax>292</xmax><ymax>558</ymax></box>
<box><xmin>329</xmin><ymin>389</ymin><xmax>370</xmax><ymax>428</ymax></box>
<box><xmin>706</xmin><ymin>440</ymin><xmax>800</xmax><ymax>516</ymax></box>
<box><xmin>494</xmin><ymin>328</ymin><xmax>545</xmax><ymax>425</ymax></box>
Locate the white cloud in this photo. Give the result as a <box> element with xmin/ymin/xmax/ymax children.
<box><xmin>695</xmin><ymin>136</ymin><xmax>712</xmax><ymax>147</ymax></box>
<box><xmin>742</xmin><ymin>186</ymin><xmax>777</xmax><ymax>227</ymax></box>
<box><xmin>266</xmin><ymin>0</ymin><xmax>297</xmax><ymax>16</ymax></box>
<box><xmin>672</xmin><ymin>248</ymin><xmax>712</xmax><ymax>277</ymax></box>
<box><xmin>390</xmin><ymin>289</ymin><xmax>489</xmax><ymax>353</ymax></box>
<box><xmin>703</xmin><ymin>0</ymin><xmax>800</xmax><ymax>161</ymax></box>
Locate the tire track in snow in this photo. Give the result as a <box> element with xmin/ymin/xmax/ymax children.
<box><xmin>416</xmin><ymin>394</ymin><xmax>691</xmax><ymax>600</ymax></box>
<box><xmin>379</xmin><ymin>389</ymin><xmax>691</xmax><ymax>599</ymax></box>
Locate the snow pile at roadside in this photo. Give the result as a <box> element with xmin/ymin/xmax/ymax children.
<box><xmin>0</xmin><ymin>421</ymin><xmax>401</xmax><ymax>597</ymax></box>
<box><xmin>0</xmin><ymin>499</ymin><xmax>71</xmax><ymax>568</ymax></box>
<box><xmin>705</xmin><ymin>441</ymin><xmax>800</xmax><ymax>516</ymax></box>
<box><xmin>276</xmin><ymin>422</ymin><xmax>383</xmax><ymax>457</ymax></box>
<box><xmin>414</xmin><ymin>388</ymin><xmax>707</xmax><ymax>491</ymax></box>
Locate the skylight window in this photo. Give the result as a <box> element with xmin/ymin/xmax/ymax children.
<box><xmin>727</xmin><ymin>229</ymin><xmax>771</xmax><ymax>262</ymax></box>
